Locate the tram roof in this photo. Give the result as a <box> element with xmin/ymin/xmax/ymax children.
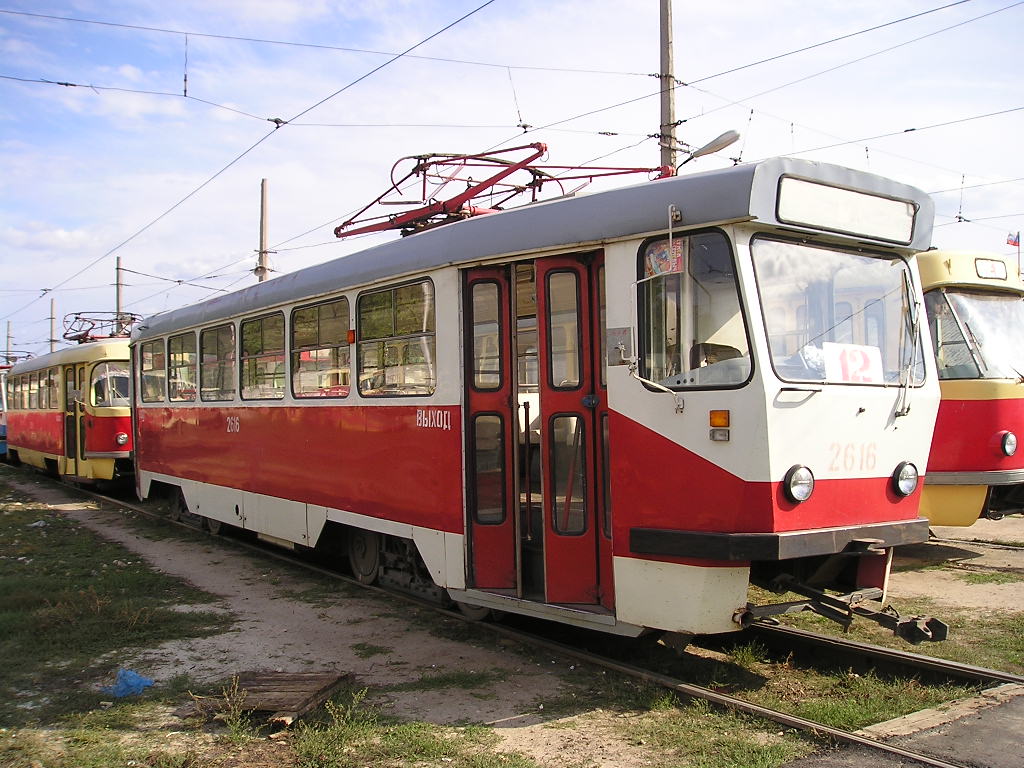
<box><xmin>135</xmin><ymin>157</ymin><xmax>934</xmax><ymax>341</ymax></box>
<box><xmin>9</xmin><ymin>338</ymin><xmax>131</xmax><ymax>376</ymax></box>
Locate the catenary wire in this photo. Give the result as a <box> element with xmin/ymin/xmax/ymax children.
<box><xmin>0</xmin><ymin>0</ymin><xmax>497</xmax><ymax>326</ymax></box>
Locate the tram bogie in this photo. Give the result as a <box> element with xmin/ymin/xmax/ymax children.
<box><xmin>918</xmin><ymin>250</ymin><xmax>1024</xmax><ymax>526</ymax></box>
<box><xmin>132</xmin><ymin>157</ymin><xmax>944</xmax><ymax>640</ymax></box>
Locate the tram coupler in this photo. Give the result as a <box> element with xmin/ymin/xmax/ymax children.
<box><xmin>737</xmin><ymin>576</ymin><xmax>949</xmax><ymax>644</ymax></box>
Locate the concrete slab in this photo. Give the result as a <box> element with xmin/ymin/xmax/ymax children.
<box><xmin>782</xmin><ymin>684</ymin><xmax>1024</xmax><ymax>767</ymax></box>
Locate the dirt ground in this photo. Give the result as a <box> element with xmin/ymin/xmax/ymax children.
<box><xmin>5</xmin><ymin>476</ymin><xmax>651</xmax><ymax>768</ymax></box>
<box><xmin>6</xmin><ymin>474</ymin><xmax>1023</xmax><ymax>767</ymax></box>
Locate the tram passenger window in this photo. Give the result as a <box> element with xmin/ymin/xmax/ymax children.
<box><xmin>168</xmin><ymin>332</ymin><xmax>197</xmax><ymax>402</ymax></box>
<box><xmin>140</xmin><ymin>340</ymin><xmax>166</xmax><ymax>403</ymax></box>
<box><xmin>242</xmin><ymin>313</ymin><xmax>286</xmax><ymax>400</ymax></box>
<box><xmin>46</xmin><ymin>368</ymin><xmax>58</xmax><ymax>409</ymax></box>
<box><xmin>200</xmin><ymin>324</ymin><xmax>236</xmax><ymax>402</ymax></box>
<box><xmin>638</xmin><ymin>232</ymin><xmax>751</xmax><ymax>389</ymax></box>
<box><xmin>471</xmin><ymin>282</ymin><xmax>502</xmax><ymax>390</ymax></box>
<box><xmin>291</xmin><ymin>299</ymin><xmax>350</xmax><ymax>398</ymax></box>
<box><xmin>92</xmin><ymin>362</ymin><xmax>130</xmax><ymax>407</ymax></box>
<box><xmin>357</xmin><ymin>280</ymin><xmax>436</xmax><ymax>397</ymax></box>
<box><xmin>28</xmin><ymin>373</ymin><xmax>38</xmax><ymax>410</ymax></box>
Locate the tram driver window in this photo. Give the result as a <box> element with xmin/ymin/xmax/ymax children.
<box><xmin>638</xmin><ymin>232</ymin><xmax>751</xmax><ymax>389</ymax></box>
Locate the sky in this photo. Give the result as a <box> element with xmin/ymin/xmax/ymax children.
<box><xmin>1</xmin><ymin>0</ymin><xmax>1022</xmax><ymax>357</ymax></box>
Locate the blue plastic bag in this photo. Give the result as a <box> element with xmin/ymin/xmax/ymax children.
<box><xmin>101</xmin><ymin>668</ymin><xmax>154</xmax><ymax>697</ymax></box>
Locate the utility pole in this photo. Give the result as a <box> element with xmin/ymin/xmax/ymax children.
<box><xmin>50</xmin><ymin>299</ymin><xmax>56</xmax><ymax>352</ymax></box>
<box><xmin>659</xmin><ymin>0</ymin><xmax>678</xmax><ymax>170</ymax></box>
<box><xmin>255</xmin><ymin>178</ymin><xmax>270</xmax><ymax>282</ymax></box>
<box><xmin>5</xmin><ymin>321</ymin><xmax>11</xmax><ymax>363</ymax></box>
<box><xmin>116</xmin><ymin>256</ymin><xmax>125</xmax><ymax>335</ymax></box>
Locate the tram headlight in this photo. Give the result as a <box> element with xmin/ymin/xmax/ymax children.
<box><xmin>115</xmin><ymin>432</ymin><xmax>129</xmax><ymax>446</ymax></box>
<box><xmin>783</xmin><ymin>465</ymin><xmax>815</xmax><ymax>503</ymax></box>
<box><xmin>892</xmin><ymin>462</ymin><xmax>919</xmax><ymax>497</ymax></box>
<box><xmin>1001</xmin><ymin>431</ymin><xmax>1017</xmax><ymax>457</ymax></box>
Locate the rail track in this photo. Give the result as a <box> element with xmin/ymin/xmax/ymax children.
<box><xmin>40</xmin><ymin>479</ymin><xmax>1024</xmax><ymax>768</ymax></box>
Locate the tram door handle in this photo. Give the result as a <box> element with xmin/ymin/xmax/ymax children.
<box><xmin>581</xmin><ymin>394</ymin><xmax>599</xmax><ymax>409</ymax></box>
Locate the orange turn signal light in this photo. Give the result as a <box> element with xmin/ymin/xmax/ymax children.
<box><xmin>710</xmin><ymin>410</ymin><xmax>730</xmax><ymax>428</ymax></box>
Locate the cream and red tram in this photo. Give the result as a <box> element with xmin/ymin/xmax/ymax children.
<box><xmin>132</xmin><ymin>157</ymin><xmax>943</xmax><ymax>640</ymax></box>
<box><xmin>6</xmin><ymin>339</ymin><xmax>133</xmax><ymax>483</ymax></box>
<box><xmin>918</xmin><ymin>250</ymin><xmax>1024</xmax><ymax>526</ymax></box>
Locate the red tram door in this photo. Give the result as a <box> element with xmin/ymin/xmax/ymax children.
<box><xmin>464</xmin><ymin>266</ymin><xmax>518</xmax><ymax>590</ymax></box>
<box><xmin>535</xmin><ymin>254</ymin><xmax>604</xmax><ymax>605</ymax></box>
<box><xmin>464</xmin><ymin>255</ymin><xmax>610</xmax><ymax>607</ymax></box>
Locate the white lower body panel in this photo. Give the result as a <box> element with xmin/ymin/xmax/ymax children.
<box><xmin>613</xmin><ymin>556</ymin><xmax>749</xmax><ymax>635</ymax></box>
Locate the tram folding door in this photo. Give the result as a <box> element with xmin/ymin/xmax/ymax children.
<box><xmin>464</xmin><ymin>266</ymin><xmax>517</xmax><ymax>590</ymax></box>
<box><xmin>464</xmin><ymin>255</ymin><xmax>609</xmax><ymax>606</ymax></box>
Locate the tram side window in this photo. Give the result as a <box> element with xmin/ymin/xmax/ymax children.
<box><xmin>140</xmin><ymin>340</ymin><xmax>166</xmax><ymax>403</ymax></box>
<box><xmin>638</xmin><ymin>232</ymin><xmax>751</xmax><ymax>389</ymax></box>
<box><xmin>46</xmin><ymin>368</ymin><xmax>58</xmax><ymax>409</ymax></box>
<box><xmin>357</xmin><ymin>280</ymin><xmax>436</xmax><ymax>397</ymax></box>
<box><xmin>28</xmin><ymin>373</ymin><xmax>38</xmax><ymax>409</ymax></box>
<box><xmin>291</xmin><ymin>298</ymin><xmax>350</xmax><ymax>399</ymax></box>
<box><xmin>92</xmin><ymin>362</ymin><xmax>130</xmax><ymax>407</ymax></box>
<box><xmin>168</xmin><ymin>332</ymin><xmax>197</xmax><ymax>402</ymax></box>
<box><xmin>242</xmin><ymin>313</ymin><xmax>286</xmax><ymax>400</ymax></box>
<box><xmin>200</xmin><ymin>324</ymin><xmax>236</xmax><ymax>402</ymax></box>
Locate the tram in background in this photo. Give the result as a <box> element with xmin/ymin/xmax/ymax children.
<box><xmin>5</xmin><ymin>337</ymin><xmax>133</xmax><ymax>484</ymax></box>
<box><xmin>132</xmin><ymin>156</ymin><xmax>947</xmax><ymax>642</ymax></box>
<box><xmin>0</xmin><ymin>364</ymin><xmax>9</xmax><ymax>460</ymax></box>
<box><xmin>918</xmin><ymin>250</ymin><xmax>1024</xmax><ymax>526</ymax></box>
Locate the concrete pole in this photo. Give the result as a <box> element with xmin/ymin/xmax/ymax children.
<box><xmin>116</xmin><ymin>256</ymin><xmax>124</xmax><ymax>335</ymax></box>
<box><xmin>659</xmin><ymin>0</ymin><xmax>678</xmax><ymax>170</ymax></box>
<box><xmin>50</xmin><ymin>299</ymin><xmax>56</xmax><ymax>352</ymax></box>
<box><xmin>256</xmin><ymin>178</ymin><xmax>269</xmax><ymax>282</ymax></box>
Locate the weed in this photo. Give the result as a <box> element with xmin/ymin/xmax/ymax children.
<box><xmin>957</xmin><ymin>570</ymin><xmax>1023</xmax><ymax>585</ymax></box>
<box><xmin>351</xmin><ymin>641</ymin><xmax>392</xmax><ymax>658</ymax></box>
<box><xmin>220</xmin><ymin>676</ymin><xmax>257</xmax><ymax>744</ymax></box>
<box><xmin>386</xmin><ymin>669</ymin><xmax>507</xmax><ymax>692</ymax></box>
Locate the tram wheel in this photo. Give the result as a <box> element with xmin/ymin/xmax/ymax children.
<box><xmin>171</xmin><ymin>490</ymin><xmax>189</xmax><ymax>523</ymax></box>
<box><xmin>347</xmin><ymin>529</ymin><xmax>381</xmax><ymax>585</ymax></box>
<box><xmin>455</xmin><ymin>601</ymin><xmax>491</xmax><ymax>622</ymax></box>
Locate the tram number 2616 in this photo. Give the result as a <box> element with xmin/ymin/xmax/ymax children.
<box><xmin>226</xmin><ymin>416</ymin><xmax>241</xmax><ymax>433</ymax></box>
<box><xmin>829</xmin><ymin>442</ymin><xmax>876</xmax><ymax>472</ymax></box>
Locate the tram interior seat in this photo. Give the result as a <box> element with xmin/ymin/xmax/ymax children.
<box><xmin>690</xmin><ymin>342</ymin><xmax>742</xmax><ymax>369</ymax></box>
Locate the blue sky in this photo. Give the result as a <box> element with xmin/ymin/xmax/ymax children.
<box><xmin>1</xmin><ymin>0</ymin><xmax>1021</xmax><ymax>355</ymax></box>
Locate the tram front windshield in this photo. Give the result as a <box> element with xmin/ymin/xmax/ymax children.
<box><xmin>753</xmin><ymin>238</ymin><xmax>924</xmax><ymax>386</ymax></box>
<box><xmin>925</xmin><ymin>289</ymin><xmax>1024</xmax><ymax>380</ymax></box>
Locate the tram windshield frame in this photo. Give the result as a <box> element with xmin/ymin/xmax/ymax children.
<box><xmin>924</xmin><ymin>288</ymin><xmax>1024</xmax><ymax>381</ymax></box>
<box><xmin>752</xmin><ymin>236</ymin><xmax>925</xmax><ymax>387</ymax></box>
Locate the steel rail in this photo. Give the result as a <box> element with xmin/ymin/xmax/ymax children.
<box><xmin>747</xmin><ymin>623</ymin><xmax>1024</xmax><ymax>686</ymax></box>
<box><xmin>51</xmin><ymin>481</ymin><xmax>998</xmax><ymax>768</ymax></box>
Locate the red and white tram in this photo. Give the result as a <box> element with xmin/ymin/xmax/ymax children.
<box><xmin>132</xmin><ymin>157</ymin><xmax>943</xmax><ymax>641</ymax></box>
<box><xmin>6</xmin><ymin>339</ymin><xmax>133</xmax><ymax>484</ymax></box>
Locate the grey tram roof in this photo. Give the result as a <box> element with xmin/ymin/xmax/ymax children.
<box><xmin>134</xmin><ymin>157</ymin><xmax>935</xmax><ymax>342</ymax></box>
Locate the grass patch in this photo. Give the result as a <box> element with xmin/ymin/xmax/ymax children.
<box><xmin>956</xmin><ymin>570</ymin><xmax>1023</xmax><ymax>585</ymax></box>
<box><xmin>293</xmin><ymin>689</ymin><xmax>539</xmax><ymax>768</ymax></box>
<box><xmin>623</xmin><ymin>699</ymin><xmax>812</xmax><ymax>768</ymax></box>
<box><xmin>0</xmin><ymin>472</ymin><xmax>233</xmax><ymax>725</ymax></box>
<box><xmin>351</xmin><ymin>642</ymin><xmax>392</xmax><ymax>658</ymax></box>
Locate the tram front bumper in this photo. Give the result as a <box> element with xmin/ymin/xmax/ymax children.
<box><xmin>629</xmin><ymin>518</ymin><xmax>930</xmax><ymax>562</ymax></box>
